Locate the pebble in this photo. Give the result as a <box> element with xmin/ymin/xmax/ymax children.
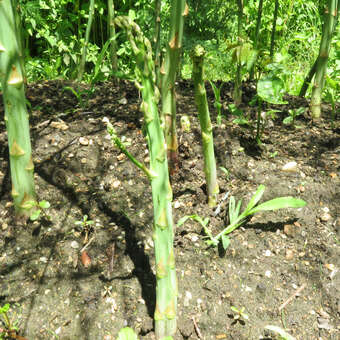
<box><xmin>320</xmin><ymin>212</ymin><xmax>331</xmax><ymax>222</ymax></box>
<box><xmin>283</xmin><ymin>224</ymin><xmax>296</xmax><ymax>237</ymax></box>
<box><xmin>173</xmin><ymin>201</ymin><xmax>181</xmax><ymax>208</ymax></box>
<box><xmin>183</xmin><ymin>291</ymin><xmax>192</xmax><ymax>306</ymax></box>
<box><xmin>117</xmin><ymin>153</ymin><xmax>126</xmax><ymax>161</ymax></box>
<box><xmin>282</xmin><ymin>161</ymin><xmax>298</xmax><ymax>172</ymax></box>
<box><xmin>118</xmin><ymin>97</ymin><xmax>127</xmax><ymax>105</ymax></box>
<box><xmin>79</xmin><ymin>137</ymin><xmax>89</xmax><ymax>146</ymax></box>
<box><xmin>265</xmin><ymin>270</ymin><xmax>271</xmax><ymax>278</ymax></box>
<box><xmin>39</xmin><ymin>256</ymin><xmax>48</xmax><ymax>263</ymax></box>
<box><xmin>286</xmin><ymin>249</ymin><xmax>294</xmax><ymax>260</ymax></box>
<box><xmin>112</xmin><ymin>180</ymin><xmax>120</xmax><ymax>188</ymax></box>
<box><xmin>264</xmin><ymin>250</ymin><xmax>272</xmax><ymax>257</ymax></box>
<box><xmin>71</xmin><ymin>241</ymin><xmax>79</xmax><ymax>249</ymax></box>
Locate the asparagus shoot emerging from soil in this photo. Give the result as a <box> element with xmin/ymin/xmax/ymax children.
<box><xmin>191</xmin><ymin>45</ymin><xmax>219</xmax><ymax>207</ymax></box>
<box><xmin>78</xmin><ymin>0</ymin><xmax>95</xmax><ymax>81</ymax></box>
<box><xmin>0</xmin><ymin>0</ymin><xmax>37</xmax><ymax>216</ymax></box>
<box><xmin>161</xmin><ymin>0</ymin><xmax>188</xmax><ymax>174</ymax></box>
<box><xmin>110</xmin><ymin>16</ymin><xmax>177</xmax><ymax>339</ymax></box>
<box><xmin>310</xmin><ymin>0</ymin><xmax>338</xmax><ymax>119</ymax></box>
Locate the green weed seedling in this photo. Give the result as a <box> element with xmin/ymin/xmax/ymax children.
<box><xmin>74</xmin><ymin>215</ymin><xmax>94</xmax><ymax>244</ymax></box>
<box><xmin>283</xmin><ymin>107</ymin><xmax>305</xmax><ymax>127</ymax></box>
<box><xmin>0</xmin><ymin>303</ymin><xmax>22</xmax><ymax>340</ymax></box>
<box><xmin>211</xmin><ymin>185</ymin><xmax>306</xmax><ymax>249</ymax></box>
<box><xmin>230</xmin><ymin>306</ymin><xmax>249</xmax><ymax>322</ymax></box>
<box><xmin>178</xmin><ymin>185</ymin><xmax>306</xmax><ymax>250</ymax></box>
<box><xmin>324</xmin><ymin>75</ymin><xmax>339</xmax><ymax>127</ymax></box>
<box><xmin>219</xmin><ymin>166</ymin><xmax>230</xmax><ymax>181</ymax></box>
<box><xmin>116</xmin><ymin>327</ymin><xmax>173</xmax><ymax>340</ymax></box>
<box><xmin>264</xmin><ymin>325</ymin><xmax>296</xmax><ymax>340</ymax></box>
<box><xmin>26</xmin><ymin>200</ymin><xmax>51</xmax><ymax>221</ymax></box>
<box><xmin>116</xmin><ymin>327</ymin><xmax>138</xmax><ymax>340</ymax></box>
<box><xmin>180</xmin><ymin>115</ymin><xmax>191</xmax><ymax>132</ymax></box>
<box><xmin>209</xmin><ymin>81</ymin><xmax>223</xmax><ymax>125</ymax></box>
<box><xmin>62</xmin><ymin>86</ymin><xmax>94</xmax><ymax>110</ymax></box>
<box><xmin>0</xmin><ymin>304</ymin><xmax>11</xmax><ymax>337</ymax></box>
<box><xmin>228</xmin><ymin>104</ymin><xmax>250</xmax><ymax>126</ymax></box>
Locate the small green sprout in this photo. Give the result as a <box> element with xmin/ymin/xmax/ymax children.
<box><xmin>26</xmin><ymin>200</ymin><xmax>51</xmax><ymax>221</ymax></box>
<box><xmin>116</xmin><ymin>327</ymin><xmax>138</xmax><ymax>340</ymax></box>
<box><xmin>269</xmin><ymin>151</ymin><xmax>278</xmax><ymax>158</ymax></box>
<box><xmin>180</xmin><ymin>115</ymin><xmax>191</xmax><ymax>132</ymax></box>
<box><xmin>0</xmin><ymin>303</ymin><xmax>20</xmax><ymax>339</ymax></box>
<box><xmin>219</xmin><ymin>166</ymin><xmax>230</xmax><ymax>180</ymax></box>
<box><xmin>74</xmin><ymin>215</ymin><xmax>94</xmax><ymax>244</ymax></box>
<box><xmin>229</xmin><ymin>104</ymin><xmax>250</xmax><ymax>126</ymax></box>
<box><xmin>230</xmin><ymin>306</ymin><xmax>249</xmax><ymax>321</ymax></box>
<box><xmin>283</xmin><ymin>107</ymin><xmax>305</xmax><ymax>127</ymax></box>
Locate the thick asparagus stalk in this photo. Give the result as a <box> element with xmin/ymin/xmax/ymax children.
<box><xmin>0</xmin><ymin>0</ymin><xmax>36</xmax><ymax>216</ymax></box>
<box><xmin>113</xmin><ymin>16</ymin><xmax>177</xmax><ymax>339</ymax></box>
<box><xmin>191</xmin><ymin>45</ymin><xmax>219</xmax><ymax>207</ymax></box>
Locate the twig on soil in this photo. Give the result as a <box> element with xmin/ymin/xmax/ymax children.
<box><xmin>192</xmin><ymin>316</ymin><xmax>203</xmax><ymax>339</ymax></box>
<box><xmin>278</xmin><ymin>283</ymin><xmax>306</xmax><ymax>311</ymax></box>
<box><xmin>80</xmin><ymin>236</ymin><xmax>95</xmax><ymax>253</ymax></box>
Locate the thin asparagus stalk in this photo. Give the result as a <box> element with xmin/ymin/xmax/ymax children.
<box><xmin>0</xmin><ymin>0</ymin><xmax>36</xmax><ymax>216</ymax></box>
<box><xmin>310</xmin><ymin>0</ymin><xmax>338</xmax><ymax>119</ymax></box>
<box><xmin>107</xmin><ymin>0</ymin><xmax>118</xmax><ymax>74</ymax></box>
<box><xmin>78</xmin><ymin>0</ymin><xmax>95</xmax><ymax>81</ymax></box>
<box><xmin>113</xmin><ymin>16</ymin><xmax>177</xmax><ymax>339</ymax></box>
<box><xmin>191</xmin><ymin>45</ymin><xmax>219</xmax><ymax>207</ymax></box>
<box><xmin>233</xmin><ymin>0</ymin><xmax>243</xmax><ymax>106</ymax></box>
<box><xmin>161</xmin><ymin>0</ymin><xmax>188</xmax><ymax>174</ymax></box>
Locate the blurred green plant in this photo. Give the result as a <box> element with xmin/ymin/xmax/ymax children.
<box><xmin>324</xmin><ymin>75</ymin><xmax>339</xmax><ymax>125</ymax></box>
<box><xmin>74</xmin><ymin>214</ymin><xmax>94</xmax><ymax>244</ymax></box>
<box><xmin>228</xmin><ymin>104</ymin><xmax>250</xmax><ymax>126</ymax></box>
<box><xmin>28</xmin><ymin>200</ymin><xmax>51</xmax><ymax>221</ymax></box>
<box><xmin>230</xmin><ymin>306</ymin><xmax>249</xmax><ymax>322</ymax></box>
<box><xmin>209</xmin><ymin>81</ymin><xmax>223</xmax><ymax>125</ymax></box>
<box><xmin>0</xmin><ymin>303</ymin><xmax>21</xmax><ymax>340</ymax></box>
<box><xmin>264</xmin><ymin>325</ymin><xmax>296</xmax><ymax>340</ymax></box>
<box><xmin>283</xmin><ymin>107</ymin><xmax>305</xmax><ymax>127</ymax></box>
<box><xmin>255</xmin><ymin>74</ymin><xmax>287</xmax><ymax>143</ymax></box>
<box><xmin>116</xmin><ymin>327</ymin><xmax>138</xmax><ymax>340</ymax></box>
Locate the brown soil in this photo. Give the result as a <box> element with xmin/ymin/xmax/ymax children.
<box><xmin>0</xmin><ymin>80</ymin><xmax>339</xmax><ymax>340</ymax></box>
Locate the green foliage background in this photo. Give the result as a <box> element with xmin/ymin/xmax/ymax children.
<box><xmin>17</xmin><ymin>0</ymin><xmax>340</xmax><ymax>96</ymax></box>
